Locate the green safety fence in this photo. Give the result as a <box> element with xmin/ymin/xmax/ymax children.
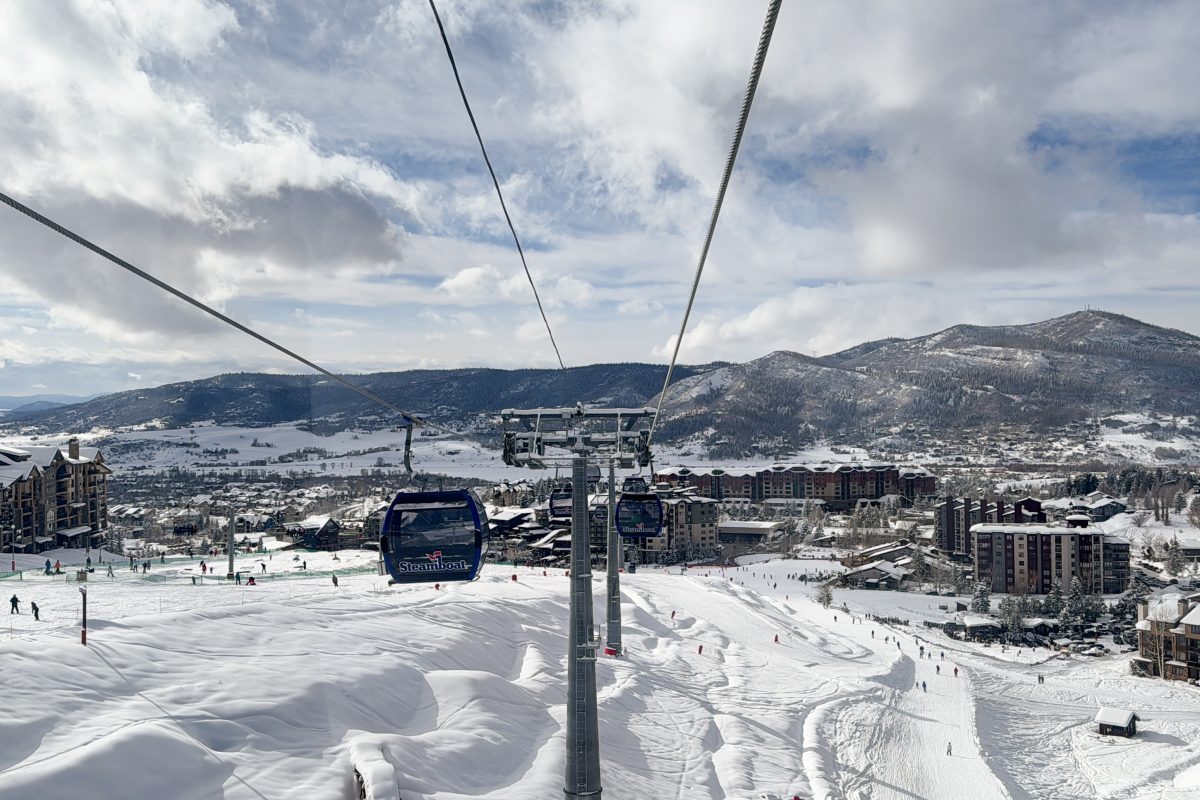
<box><xmin>136</xmin><ymin>564</ymin><xmax>381</xmax><ymax>585</ymax></box>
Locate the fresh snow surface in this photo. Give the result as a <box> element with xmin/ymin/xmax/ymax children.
<box><xmin>3</xmin><ymin>554</ymin><xmax>1200</xmax><ymax>799</ymax></box>
<box><xmin>6</xmin><ymin>424</ymin><xmax>880</xmax><ymax>482</ymax></box>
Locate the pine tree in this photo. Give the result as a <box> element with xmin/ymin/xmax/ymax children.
<box><xmin>1061</xmin><ymin>577</ymin><xmax>1087</xmax><ymax>631</ymax></box>
<box><xmin>1042</xmin><ymin>579</ymin><xmax>1065</xmax><ymax>618</ymax></box>
<box><xmin>1189</xmin><ymin>496</ymin><xmax>1200</xmax><ymax>528</ymax></box>
<box><xmin>909</xmin><ymin>547</ymin><xmax>927</xmax><ymax>584</ymax></box>
<box><xmin>998</xmin><ymin>594</ymin><xmax>1024</xmax><ymax>636</ymax></box>
<box><xmin>817</xmin><ymin>584</ymin><xmax>834</xmax><ymax>609</ymax></box>
<box><xmin>1166</xmin><ymin>536</ymin><xmax>1187</xmax><ymax>577</ymax></box>
<box><xmin>1083</xmin><ymin>591</ymin><xmax>1107</xmax><ymax>624</ymax></box>
<box><xmin>970</xmin><ymin>581</ymin><xmax>991</xmax><ymax>614</ymax></box>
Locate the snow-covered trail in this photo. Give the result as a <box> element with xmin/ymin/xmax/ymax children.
<box><xmin>735</xmin><ymin>557</ymin><xmax>1200</xmax><ymax>800</ymax></box>
<box><xmin>7</xmin><ymin>553</ymin><xmax>1200</xmax><ymax>799</ymax></box>
<box><xmin>829</xmin><ymin>646</ymin><xmax>1009</xmax><ymax>800</ymax></box>
<box><xmin>712</xmin><ymin>562</ymin><xmax>1007</xmax><ymax>799</ymax></box>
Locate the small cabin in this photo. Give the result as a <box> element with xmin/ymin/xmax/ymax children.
<box><xmin>1095</xmin><ymin>707</ymin><xmax>1139</xmax><ymax>737</ymax></box>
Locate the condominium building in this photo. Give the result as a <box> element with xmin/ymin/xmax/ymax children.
<box><xmin>0</xmin><ymin>438</ymin><xmax>110</xmax><ymax>553</ymax></box>
<box><xmin>971</xmin><ymin>522</ymin><xmax>1129</xmax><ymax>595</ymax></box>
<box><xmin>654</xmin><ymin>463</ymin><xmax>936</xmax><ymax>510</ymax></box>
<box><xmin>1134</xmin><ymin>592</ymin><xmax>1200</xmax><ymax>681</ymax></box>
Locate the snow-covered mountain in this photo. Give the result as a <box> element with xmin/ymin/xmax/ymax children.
<box><xmin>658</xmin><ymin>310</ymin><xmax>1200</xmax><ymax>456</ymax></box>
<box><xmin>5</xmin><ymin>311</ymin><xmax>1198</xmax><ymax>461</ymax></box>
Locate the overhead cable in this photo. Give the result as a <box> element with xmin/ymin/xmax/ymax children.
<box><xmin>427</xmin><ymin>0</ymin><xmax>566</xmax><ymax>370</ymax></box>
<box><xmin>647</xmin><ymin>0</ymin><xmax>783</xmax><ymax>447</ymax></box>
<box><xmin>0</xmin><ymin>190</ymin><xmax>460</xmax><ymax>436</ymax></box>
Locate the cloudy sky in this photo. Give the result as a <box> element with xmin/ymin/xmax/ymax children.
<box><xmin>1</xmin><ymin>0</ymin><xmax>1198</xmax><ymax>396</ymax></box>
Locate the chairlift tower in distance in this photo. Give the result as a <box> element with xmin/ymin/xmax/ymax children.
<box><xmin>501</xmin><ymin>405</ymin><xmax>656</xmax><ymax>800</ymax></box>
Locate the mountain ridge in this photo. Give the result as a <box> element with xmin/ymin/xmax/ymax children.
<box><xmin>4</xmin><ymin>311</ymin><xmax>1198</xmax><ymax>458</ymax></box>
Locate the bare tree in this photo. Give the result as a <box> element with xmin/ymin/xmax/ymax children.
<box><xmin>1131</xmin><ymin>510</ymin><xmax>1152</xmax><ymax>528</ymax></box>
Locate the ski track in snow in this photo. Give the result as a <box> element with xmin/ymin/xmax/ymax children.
<box><xmin>3</xmin><ymin>553</ymin><xmax>1200</xmax><ymax>798</ymax></box>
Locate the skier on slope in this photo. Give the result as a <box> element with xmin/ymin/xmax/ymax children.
<box><xmin>9</xmin><ymin>594</ymin><xmax>19</xmax><ymax>614</ymax></box>
<box><xmin>953</xmin><ymin>666</ymin><xmax>959</xmax><ymax>677</ymax></box>
<box><xmin>946</xmin><ymin>742</ymin><xmax>952</xmax><ymax>756</ymax></box>
<box><xmin>30</xmin><ymin>602</ymin><xmax>39</xmax><ymax>622</ymax></box>
<box><xmin>332</xmin><ymin>574</ymin><xmax>339</xmax><ymax>588</ymax></box>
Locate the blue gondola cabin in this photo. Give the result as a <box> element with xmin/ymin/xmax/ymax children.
<box><xmin>380</xmin><ymin>490</ymin><xmax>489</xmax><ymax>585</ymax></box>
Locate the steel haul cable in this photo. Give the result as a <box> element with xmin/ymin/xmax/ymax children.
<box><xmin>0</xmin><ymin>189</ymin><xmax>459</xmax><ymax>437</ymax></box>
<box><xmin>647</xmin><ymin>0</ymin><xmax>783</xmax><ymax>449</ymax></box>
<box><xmin>427</xmin><ymin>0</ymin><xmax>566</xmax><ymax>371</ymax></box>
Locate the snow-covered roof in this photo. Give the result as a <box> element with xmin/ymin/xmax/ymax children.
<box><xmin>846</xmin><ymin>560</ymin><xmax>909</xmax><ymax>580</ymax></box>
<box><xmin>1178</xmin><ymin>605</ymin><xmax>1200</xmax><ymax>626</ymax></box>
<box><xmin>1088</xmin><ymin>498</ymin><xmax>1125</xmax><ymax>509</ymax></box>
<box><xmin>1095</xmin><ymin>708</ymin><xmax>1138</xmax><ymax>727</ymax></box>
<box><xmin>969</xmin><ymin>523</ymin><xmax>1081</xmax><ymax>535</ymax></box>
<box><xmin>0</xmin><ymin>462</ymin><xmax>38</xmax><ymax>488</ymax></box>
<box><xmin>960</xmin><ymin>614</ymin><xmax>999</xmax><ymax>628</ymax></box>
<box><xmin>718</xmin><ymin>521</ymin><xmax>783</xmax><ymax>533</ymax></box>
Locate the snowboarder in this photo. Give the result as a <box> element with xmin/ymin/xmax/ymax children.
<box><xmin>30</xmin><ymin>602</ymin><xmax>39</xmax><ymax>621</ymax></box>
<box><xmin>332</xmin><ymin>575</ymin><xmax>339</xmax><ymax>588</ymax></box>
<box><xmin>946</xmin><ymin>742</ymin><xmax>952</xmax><ymax>756</ymax></box>
<box><xmin>9</xmin><ymin>594</ymin><xmax>18</xmax><ymax>614</ymax></box>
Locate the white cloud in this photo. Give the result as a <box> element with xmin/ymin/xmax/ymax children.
<box><xmin>437</xmin><ymin>264</ymin><xmax>528</xmax><ymax>303</ymax></box>
<box><xmin>617</xmin><ymin>298</ymin><xmax>664</xmax><ymax>316</ymax></box>
<box><xmin>1</xmin><ymin>0</ymin><xmax>1199</xmax><ymax>394</ymax></box>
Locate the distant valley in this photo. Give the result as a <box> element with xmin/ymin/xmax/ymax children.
<box><xmin>4</xmin><ymin>310</ymin><xmax>1199</xmax><ymax>468</ymax></box>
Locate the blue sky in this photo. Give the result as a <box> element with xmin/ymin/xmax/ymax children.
<box><xmin>1</xmin><ymin>0</ymin><xmax>1198</xmax><ymax>396</ymax></box>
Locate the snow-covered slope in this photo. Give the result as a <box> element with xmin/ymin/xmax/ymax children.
<box><xmin>3</xmin><ymin>553</ymin><xmax>1198</xmax><ymax>799</ymax></box>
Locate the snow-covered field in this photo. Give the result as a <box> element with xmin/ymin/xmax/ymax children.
<box><xmin>3</xmin><ymin>552</ymin><xmax>1200</xmax><ymax>799</ymax></box>
<box><xmin>6</xmin><ymin>423</ymin><xmax>880</xmax><ymax>483</ymax></box>
<box><xmin>1097</xmin><ymin>414</ymin><xmax>1200</xmax><ymax>464</ymax></box>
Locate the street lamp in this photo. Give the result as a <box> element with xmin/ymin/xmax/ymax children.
<box><xmin>79</xmin><ymin>586</ymin><xmax>87</xmax><ymax>646</ymax></box>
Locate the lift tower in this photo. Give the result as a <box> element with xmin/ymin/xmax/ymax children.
<box><xmin>501</xmin><ymin>405</ymin><xmax>655</xmax><ymax>800</ymax></box>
